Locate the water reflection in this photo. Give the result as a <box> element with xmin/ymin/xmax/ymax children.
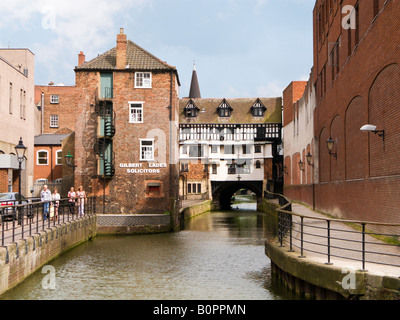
<box><xmin>0</xmin><ymin>203</ymin><xmax>298</xmax><ymax>300</ymax></box>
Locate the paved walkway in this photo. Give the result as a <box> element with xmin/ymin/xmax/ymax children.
<box><xmin>277</xmin><ymin>201</ymin><xmax>400</xmax><ymax>278</ymax></box>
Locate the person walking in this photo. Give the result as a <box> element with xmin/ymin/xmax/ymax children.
<box><xmin>40</xmin><ymin>185</ymin><xmax>52</xmax><ymax>222</ymax></box>
<box><xmin>76</xmin><ymin>186</ymin><xmax>86</xmax><ymax>217</ymax></box>
<box><xmin>52</xmin><ymin>188</ymin><xmax>60</xmax><ymax>220</ymax></box>
<box><xmin>68</xmin><ymin>187</ymin><xmax>76</xmax><ymax>215</ymax></box>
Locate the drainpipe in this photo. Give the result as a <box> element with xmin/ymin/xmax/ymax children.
<box><xmin>41</xmin><ymin>92</ymin><xmax>44</xmax><ymax>134</ymax></box>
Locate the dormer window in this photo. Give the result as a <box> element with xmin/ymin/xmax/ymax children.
<box><xmin>184</xmin><ymin>99</ymin><xmax>200</xmax><ymax>118</ymax></box>
<box><xmin>218</xmin><ymin>99</ymin><xmax>233</xmax><ymax>117</ymax></box>
<box><xmin>251</xmin><ymin>98</ymin><xmax>267</xmax><ymax>117</ymax></box>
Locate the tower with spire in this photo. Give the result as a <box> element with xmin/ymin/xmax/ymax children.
<box><xmin>189</xmin><ymin>61</ymin><xmax>201</xmax><ymax>99</ymax></box>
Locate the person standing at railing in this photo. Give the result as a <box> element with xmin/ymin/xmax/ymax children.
<box><xmin>68</xmin><ymin>187</ymin><xmax>76</xmax><ymax>215</ymax></box>
<box><xmin>40</xmin><ymin>185</ymin><xmax>52</xmax><ymax>221</ymax></box>
<box><xmin>77</xmin><ymin>186</ymin><xmax>86</xmax><ymax>217</ymax></box>
<box><xmin>52</xmin><ymin>188</ymin><xmax>60</xmax><ymax>221</ymax></box>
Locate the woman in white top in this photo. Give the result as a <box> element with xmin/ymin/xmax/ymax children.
<box><xmin>76</xmin><ymin>186</ymin><xmax>86</xmax><ymax>216</ymax></box>
<box><xmin>51</xmin><ymin>188</ymin><xmax>61</xmax><ymax>220</ymax></box>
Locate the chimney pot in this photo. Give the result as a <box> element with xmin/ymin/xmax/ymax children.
<box><xmin>78</xmin><ymin>51</ymin><xmax>86</xmax><ymax>66</ymax></box>
<box><xmin>116</xmin><ymin>28</ymin><xmax>127</xmax><ymax>69</ymax></box>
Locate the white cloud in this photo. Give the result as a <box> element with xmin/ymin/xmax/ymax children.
<box><xmin>257</xmin><ymin>82</ymin><xmax>284</xmax><ymax>97</ymax></box>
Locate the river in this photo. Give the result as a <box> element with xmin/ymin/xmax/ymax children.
<box><xmin>0</xmin><ymin>202</ymin><xmax>299</xmax><ymax>300</ymax></box>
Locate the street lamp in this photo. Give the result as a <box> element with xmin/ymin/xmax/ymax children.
<box><xmin>65</xmin><ymin>151</ymin><xmax>77</xmax><ymax>190</ymax></box>
<box><xmin>298</xmin><ymin>160</ymin><xmax>305</xmax><ymax>171</ymax></box>
<box><xmin>14</xmin><ymin>137</ymin><xmax>26</xmax><ymax>225</ymax></box>
<box><xmin>326</xmin><ymin>137</ymin><xmax>337</xmax><ymax>159</ymax></box>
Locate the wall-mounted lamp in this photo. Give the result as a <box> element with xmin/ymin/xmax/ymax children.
<box><xmin>360</xmin><ymin>124</ymin><xmax>385</xmax><ymax>142</ymax></box>
<box><xmin>306</xmin><ymin>152</ymin><xmax>314</xmax><ymax>167</ymax></box>
<box><xmin>283</xmin><ymin>165</ymin><xmax>288</xmax><ymax>175</ymax></box>
<box><xmin>298</xmin><ymin>160</ymin><xmax>305</xmax><ymax>171</ymax></box>
<box><xmin>326</xmin><ymin>137</ymin><xmax>337</xmax><ymax>159</ymax></box>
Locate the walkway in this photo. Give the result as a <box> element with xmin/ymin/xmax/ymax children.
<box><xmin>277</xmin><ymin>201</ymin><xmax>400</xmax><ymax>278</ymax></box>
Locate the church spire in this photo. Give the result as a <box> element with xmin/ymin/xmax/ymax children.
<box><xmin>189</xmin><ymin>60</ymin><xmax>201</xmax><ymax>99</ymax></box>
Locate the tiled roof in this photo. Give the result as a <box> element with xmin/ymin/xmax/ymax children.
<box><xmin>34</xmin><ymin>134</ymin><xmax>71</xmax><ymax>146</ymax></box>
<box><xmin>75</xmin><ymin>40</ymin><xmax>176</xmax><ymax>71</ymax></box>
<box><xmin>179</xmin><ymin>97</ymin><xmax>282</xmax><ymax>124</ymax></box>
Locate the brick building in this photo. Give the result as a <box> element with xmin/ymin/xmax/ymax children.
<box><xmin>34</xmin><ymin>84</ymin><xmax>77</xmax><ymax>135</ymax></box>
<box><xmin>73</xmin><ymin>29</ymin><xmax>180</xmax><ymax>219</ymax></box>
<box><xmin>0</xmin><ymin>49</ymin><xmax>36</xmax><ymax>196</ymax></box>
<box><xmin>283</xmin><ymin>0</ymin><xmax>400</xmax><ymax>229</ymax></box>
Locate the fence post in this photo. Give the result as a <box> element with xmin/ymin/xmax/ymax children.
<box><xmin>326</xmin><ymin>220</ymin><xmax>333</xmax><ymax>265</ymax></box>
<box><xmin>361</xmin><ymin>223</ymin><xmax>368</xmax><ymax>272</ymax></box>
<box><xmin>299</xmin><ymin>216</ymin><xmax>306</xmax><ymax>258</ymax></box>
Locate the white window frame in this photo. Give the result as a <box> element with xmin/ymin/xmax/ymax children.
<box><xmin>50</xmin><ymin>95</ymin><xmax>59</xmax><ymax>104</ymax></box>
<box><xmin>37</xmin><ymin>150</ymin><xmax>49</xmax><ymax>165</ymax></box>
<box><xmin>135</xmin><ymin>72</ymin><xmax>152</xmax><ymax>88</ymax></box>
<box><xmin>140</xmin><ymin>139</ymin><xmax>154</xmax><ymax>161</ymax></box>
<box><xmin>56</xmin><ymin>150</ymin><xmax>63</xmax><ymax>165</ymax></box>
<box><xmin>129</xmin><ymin>102</ymin><xmax>144</xmax><ymax>123</ymax></box>
<box><xmin>50</xmin><ymin>114</ymin><xmax>59</xmax><ymax>128</ymax></box>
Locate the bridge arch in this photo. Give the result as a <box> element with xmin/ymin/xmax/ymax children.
<box><xmin>211</xmin><ymin>181</ymin><xmax>263</xmax><ymax>210</ymax></box>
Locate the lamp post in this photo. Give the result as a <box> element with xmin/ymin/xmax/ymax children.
<box><xmin>15</xmin><ymin>137</ymin><xmax>26</xmax><ymax>225</ymax></box>
<box><xmin>65</xmin><ymin>151</ymin><xmax>77</xmax><ymax>187</ymax></box>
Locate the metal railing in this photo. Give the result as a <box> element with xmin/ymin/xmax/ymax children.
<box><xmin>265</xmin><ymin>191</ymin><xmax>400</xmax><ymax>272</ymax></box>
<box><xmin>1</xmin><ymin>197</ymin><xmax>97</xmax><ymax>246</ymax></box>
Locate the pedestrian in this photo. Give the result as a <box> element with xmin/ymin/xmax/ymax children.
<box><xmin>77</xmin><ymin>186</ymin><xmax>86</xmax><ymax>216</ymax></box>
<box><xmin>68</xmin><ymin>187</ymin><xmax>76</xmax><ymax>215</ymax></box>
<box><xmin>52</xmin><ymin>188</ymin><xmax>60</xmax><ymax>220</ymax></box>
<box><xmin>40</xmin><ymin>184</ymin><xmax>52</xmax><ymax>222</ymax></box>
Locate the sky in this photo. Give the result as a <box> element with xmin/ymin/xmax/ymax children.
<box><xmin>0</xmin><ymin>0</ymin><xmax>315</xmax><ymax>99</ymax></box>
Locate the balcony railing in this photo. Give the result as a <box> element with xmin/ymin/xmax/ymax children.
<box><xmin>179</xmin><ymin>123</ymin><xmax>281</xmax><ymax>142</ymax></box>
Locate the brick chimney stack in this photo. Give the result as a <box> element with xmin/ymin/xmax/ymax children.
<box><xmin>116</xmin><ymin>28</ymin><xmax>127</xmax><ymax>69</ymax></box>
<box><xmin>78</xmin><ymin>51</ymin><xmax>85</xmax><ymax>66</ymax></box>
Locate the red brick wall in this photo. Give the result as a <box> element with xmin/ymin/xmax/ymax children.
<box><xmin>287</xmin><ymin>0</ymin><xmax>400</xmax><ymax>227</ymax></box>
<box><xmin>74</xmin><ymin>70</ymin><xmax>179</xmax><ymax>214</ymax></box>
<box><xmin>35</xmin><ymin>86</ymin><xmax>77</xmax><ymax>134</ymax></box>
<box><xmin>33</xmin><ymin>146</ymin><xmax>63</xmax><ymax>182</ymax></box>
<box><xmin>0</xmin><ymin>169</ymin><xmax>8</xmax><ymax>193</ymax></box>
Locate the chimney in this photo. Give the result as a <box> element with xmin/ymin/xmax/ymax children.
<box><xmin>116</xmin><ymin>28</ymin><xmax>127</xmax><ymax>69</ymax></box>
<box><xmin>78</xmin><ymin>51</ymin><xmax>86</xmax><ymax>66</ymax></box>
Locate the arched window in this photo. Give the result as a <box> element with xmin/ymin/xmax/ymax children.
<box><xmin>255</xmin><ymin>160</ymin><xmax>261</xmax><ymax>169</ymax></box>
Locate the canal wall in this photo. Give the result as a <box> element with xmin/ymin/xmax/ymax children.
<box><xmin>96</xmin><ymin>214</ymin><xmax>171</xmax><ymax>235</ymax></box>
<box><xmin>260</xmin><ymin>199</ymin><xmax>400</xmax><ymax>300</ymax></box>
<box><xmin>0</xmin><ymin>215</ymin><xmax>96</xmax><ymax>297</ymax></box>
<box><xmin>179</xmin><ymin>200</ymin><xmax>214</xmax><ymax>229</ymax></box>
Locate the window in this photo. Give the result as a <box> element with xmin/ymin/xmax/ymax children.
<box><xmin>228</xmin><ymin>164</ymin><xmax>236</xmax><ymax>175</ymax></box>
<box><xmin>135</xmin><ymin>72</ymin><xmax>152</xmax><ymax>88</ymax></box>
<box><xmin>242</xmin><ymin>145</ymin><xmax>250</xmax><ymax>154</ymax></box>
<box><xmin>50</xmin><ymin>95</ymin><xmax>59</xmax><ymax>104</ymax></box>
<box><xmin>129</xmin><ymin>102</ymin><xmax>144</xmax><ymax>123</ymax></box>
<box><xmin>224</xmin><ymin>145</ymin><xmax>235</xmax><ymax>154</ymax></box>
<box><xmin>140</xmin><ymin>139</ymin><xmax>154</xmax><ymax>161</ymax></box>
<box><xmin>255</xmin><ymin>145</ymin><xmax>262</xmax><ymax>153</ymax></box>
<box><xmin>256</xmin><ymin>160</ymin><xmax>261</xmax><ymax>169</ymax></box>
<box><xmin>211</xmin><ymin>145</ymin><xmax>219</xmax><ymax>154</ymax></box>
<box><xmin>251</xmin><ymin>99</ymin><xmax>267</xmax><ymax>117</ymax></box>
<box><xmin>180</xmin><ymin>162</ymin><xmax>189</xmax><ymax>172</ymax></box>
<box><xmin>50</xmin><ymin>115</ymin><xmax>59</xmax><ymax>128</ymax></box>
<box><xmin>187</xmin><ymin>183</ymin><xmax>202</xmax><ymax>194</ymax></box>
<box><xmin>212</xmin><ymin>163</ymin><xmax>217</xmax><ymax>175</ymax></box>
<box><xmin>37</xmin><ymin>150</ymin><xmax>49</xmax><ymax>165</ymax></box>
<box><xmin>182</xmin><ymin>145</ymin><xmax>188</xmax><ymax>155</ymax></box>
<box><xmin>56</xmin><ymin>150</ymin><xmax>63</xmax><ymax>165</ymax></box>
<box><xmin>218</xmin><ymin>99</ymin><xmax>233</xmax><ymax>117</ymax></box>
<box><xmin>189</xmin><ymin>145</ymin><xmax>204</xmax><ymax>158</ymax></box>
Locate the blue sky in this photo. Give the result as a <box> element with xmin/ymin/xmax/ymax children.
<box><xmin>0</xmin><ymin>0</ymin><xmax>315</xmax><ymax>98</ymax></box>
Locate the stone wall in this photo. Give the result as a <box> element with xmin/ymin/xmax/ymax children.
<box><xmin>0</xmin><ymin>215</ymin><xmax>96</xmax><ymax>296</ymax></box>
